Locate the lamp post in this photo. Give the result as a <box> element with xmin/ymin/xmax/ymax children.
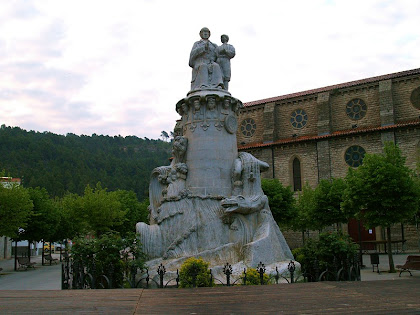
<box><xmin>14</xmin><ymin>228</ymin><xmax>25</xmax><ymax>271</ymax></box>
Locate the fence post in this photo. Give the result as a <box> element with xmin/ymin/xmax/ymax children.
<box><xmin>61</xmin><ymin>264</ymin><xmax>65</xmax><ymax>290</ymax></box>
<box><xmin>157</xmin><ymin>263</ymin><xmax>166</xmax><ymax>288</ymax></box>
<box><xmin>223</xmin><ymin>263</ymin><xmax>232</xmax><ymax>286</ymax></box>
<box><xmin>274</xmin><ymin>267</ymin><xmax>279</xmax><ymax>284</ymax></box>
<box><xmin>130</xmin><ymin>264</ymin><xmax>137</xmax><ymax>288</ymax></box>
<box><xmin>288</xmin><ymin>261</ymin><xmax>296</xmax><ymax>284</ymax></box>
<box><xmin>91</xmin><ymin>260</ymin><xmax>96</xmax><ymax>289</ymax></box>
<box><xmin>145</xmin><ymin>268</ymin><xmax>150</xmax><ymax>289</ymax></box>
<box><xmin>108</xmin><ymin>263</ymin><xmax>114</xmax><ymax>289</ymax></box>
<box><xmin>314</xmin><ymin>259</ymin><xmax>319</xmax><ymax>282</ymax></box>
<box><xmin>257</xmin><ymin>262</ymin><xmax>266</xmax><ymax>285</ymax></box>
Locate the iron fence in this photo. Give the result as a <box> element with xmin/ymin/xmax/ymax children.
<box><xmin>62</xmin><ymin>256</ymin><xmax>360</xmax><ymax>290</ymax></box>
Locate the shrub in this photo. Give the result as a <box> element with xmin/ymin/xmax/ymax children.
<box><xmin>293</xmin><ymin>232</ymin><xmax>359</xmax><ymax>279</ymax></box>
<box><xmin>71</xmin><ymin>232</ymin><xmax>145</xmax><ymax>288</ymax></box>
<box><xmin>179</xmin><ymin>257</ymin><xmax>214</xmax><ymax>288</ymax></box>
<box><xmin>241</xmin><ymin>268</ymin><xmax>270</xmax><ymax>285</ymax></box>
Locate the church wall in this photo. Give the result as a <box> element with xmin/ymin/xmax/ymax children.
<box><xmin>329</xmin><ymin>133</ymin><xmax>383</xmax><ymax>179</ymax></box>
<box><xmin>237</xmin><ymin>106</ymin><xmax>264</xmax><ymax>145</ymax></box>
<box><xmin>392</xmin><ymin>77</ymin><xmax>420</xmax><ymax>122</ymax></box>
<box><xmin>395</xmin><ymin>128</ymin><xmax>420</xmax><ymax>170</ymax></box>
<box><xmin>273</xmin><ymin>143</ymin><xmax>318</xmax><ymax>188</ymax></box>
<box><xmin>275</xmin><ymin>97</ymin><xmax>318</xmax><ymax>140</ymax></box>
<box><xmin>329</xmin><ymin>85</ymin><xmax>380</xmax><ymax>132</ymax></box>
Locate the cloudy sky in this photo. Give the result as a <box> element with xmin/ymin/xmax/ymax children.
<box><xmin>1</xmin><ymin>0</ymin><xmax>419</xmax><ymax>139</ymax></box>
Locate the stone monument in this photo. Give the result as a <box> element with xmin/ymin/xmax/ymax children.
<box><xmin>136</xmin><ymin>27</ymin><xmax>294</xmax><ymax>279</ymax></box>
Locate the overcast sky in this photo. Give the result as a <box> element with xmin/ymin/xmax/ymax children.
<box><xmin>1</xmin><ymin>0</ymin><xmax>419</xmax><ymax>139</ymax></box>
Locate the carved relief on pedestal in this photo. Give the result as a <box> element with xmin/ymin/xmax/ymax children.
<box><xmin>176</xmin><ymin>94</ymin><xmax>243</xmax><ymax>133</ymax></box>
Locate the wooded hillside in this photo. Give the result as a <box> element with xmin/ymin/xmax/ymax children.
<box><xmin>0</xmin><ymin>124</ymin><xmax>172</xmax><ymax>199</ymax></box>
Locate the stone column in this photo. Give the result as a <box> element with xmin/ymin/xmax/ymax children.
<box><xmin>263</xmin><ymin>102</ymin><xmax>276</xmax><ymax>143</ymax></box>
<box><xmin>317</xmin><ymin>140</ymin><xmax>331</xmax><ymax>181</ymax></box>
<box><xmin>316</xmin><ymin>91</ymin><xmax>332</xmax><ymax>181</ymax></box>
<box><xmin>379</xmin><ymin>79</ymin><xmax>395</xmax><ymax>144</ymax></box>
<box><xmin>317</xmin><ymin>92</ymin><xmax>331</xmax><ymax>136</ymax></box>
<box><xmin>379</xmin><ymin>79</ymin><xmax>395</xmax><ymax>126</ymax></box>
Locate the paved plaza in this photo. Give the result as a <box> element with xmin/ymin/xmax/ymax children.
<box><xmin>0</xmin><ymin>253</ymin><xmax>419</xmax><ymax>314</ymax></box>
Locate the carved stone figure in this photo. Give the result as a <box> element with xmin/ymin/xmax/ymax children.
<box><xmin>192</xmin><ymin>98</ymin><xmax>203</xmax><ymax>120</ymax></box>
<box><xmin>216</xmin><ymin>35</ymin><xmax>235</xmax><ymax>90</ymax></box>
<box><xmin>189</xmin><ymin>27</ymin><xmax>224</xmax><ymax>91</ymax></box>
<box><xmin>147</xmin><ymin>136</ymin><xmax>188</xmax><ymax>220</ymax></box>
<box><xmin>221</xmin><ymin>97</ymin><xmax>230</xmax><ymax>115</ymax></box>
<box><xmin>206</xmin><ymin>96</ymin><xmax>218</xmax><ymax>120</ymax></box>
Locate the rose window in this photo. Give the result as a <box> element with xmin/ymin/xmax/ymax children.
<box><xmin>290</xmin><ymin>109</ymin><xmax>308</xmax><ymax>129</ymax></box>
<box><xmin>345</xmin><ymin>145</ymin><xmax>366</xmax><ymax>167</ymax></box>
<box><xmin>346</xmin><ymin>98</ymin><xmax>367</xmax><ymax>120</ymax></box>
<box><xmin>240</xmin><ymin>118</ymin><xmax>257</xmax><ymax>137</ymax></box>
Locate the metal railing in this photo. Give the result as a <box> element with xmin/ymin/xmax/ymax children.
<box><xmin>62</xmin><ymin>256</ymin><xmax>360</xmax><ymax>290</ymax></box>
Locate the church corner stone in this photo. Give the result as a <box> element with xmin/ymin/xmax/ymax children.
<box><xmin>136</xmin><ymin>28</ymin><xmax>295</xmax><ymax>279</ymax></box>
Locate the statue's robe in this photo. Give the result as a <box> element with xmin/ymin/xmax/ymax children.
<box><xmin>189</xmin><ymin>40</ymin><xmax>224</xmax><ymax>91</ymax></box>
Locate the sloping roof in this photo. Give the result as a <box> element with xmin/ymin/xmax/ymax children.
<box><xmin>238</xmin><ymin>119</ymin><xmax>420</xmax><ymax>150</ymax></box>
<box><xmin>244</xmin><ymin>68</ymin><xmax>420</xmax><ymax>107</ymax></box>
<box><xmin>0</xmin><ymin>177</ymin><xmax>21</xmax><ymax>182</ymax></box>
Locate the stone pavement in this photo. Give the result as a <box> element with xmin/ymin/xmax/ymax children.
<box><xmin>0</xmin><ymin>254</ymin><xmax>61</xmax><ymax>290</ymax></box>
<box><xmin>360</xmin><ymin>252</ymin><xmax>420</xmax><ymax>281</ymax></box>
<box><xmin>0</xmin><ymin>279</ymin><xmax>419</xmax><ymax>314</ymax></box>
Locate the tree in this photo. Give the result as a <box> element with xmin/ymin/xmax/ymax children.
<box><xmin>261</xmin><ymin>179</ymin><xmax>296</xmax><ymax>228</ymax></box>
<box><xmin>0</xmin><ymin>124</ymin><xmax>172</xmax><ymax>200</ymax></box>
<box><xmin>160</xmin><ymin>131</ymin><xmax>169</xmax><ymax>142</ymax></box>
<box><xmin>67</xmin><ymin>183</ymin><xmax>126</xmax><ymax>237</ymax></box>
<box><xmin>0</xmin><ymin>184</ymin><xmax>33</xmax><ymax>238</ymax></box>
<box><xmin>112</xmin><ymin>190</ymin><xmax>149</xmax><ymax>237</ymax></box>
<box><xmin>59</xmin><ymin>192</ymin><xmax>88</xmax><ymax>239</ymax></box>
<box><xmin>20</xmin><ymin>187</ymin><xmax>60</xmax><ymax>258</ymax></box>
<box><xmin>342</xmin><ymin>143</ymin><xmax>419</xmax><ymax>272</ymax></box>
<box><xmin>294</xmin><ymin>183</ymin><xmax>316</xmax><ymax>240</ymax></box>
<box><xmin>309</xmin><ymin>178</ymin><xmax>350</xmax><ymax>231</ymax></box>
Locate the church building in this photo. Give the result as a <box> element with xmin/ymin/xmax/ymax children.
<box><xmin>237</xmin><ymin>68</ymin><xmax>420</xmax><ymax>250</ymax></box>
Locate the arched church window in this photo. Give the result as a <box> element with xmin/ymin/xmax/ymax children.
<box><xmin>346</xmin><ymin>98</ymin><xmax>367</xmax><ymax>120</ymax></box>
<box><xmin>290</xmin><ymin>109</ymin><xmax>308</xmax><ymax>129</ymax></box>
<box><xmin>240</xmin><ymin>118</ymin><xmax>256</xmax><ymax>137</ymax></box>
<box><xmin>345</xmin><ymin>145</ymin><xmax>366</xmax><ymax>167</ymax></box>
<box><xmin>293</xmin><ymin>157</ymin><xmax>302</xmax><ymax>191</ymax></box>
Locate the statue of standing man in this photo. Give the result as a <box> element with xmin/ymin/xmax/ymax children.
<box><xmin>189</xmin><ymin>28</ymin><xmax>224</xmax><ymax>91</ymax></box>
<box><xmin>216</xmin><ymin>34</ymin><xmax>235</xmax><ymax>91</ymax></box>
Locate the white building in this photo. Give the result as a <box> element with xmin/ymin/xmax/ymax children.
<box><xmin>0</xmin><ymin>177</ymin><xmax>21</xmax><ymax>259</ymax></box>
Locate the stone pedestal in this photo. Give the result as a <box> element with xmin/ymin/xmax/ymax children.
<box><xmin>136</xmin><ymin>88</ymin><xmax>295</xmax><ymax>279</ymax></box>
<box><xmin>178</xmin><ymin>90</ymin><xmax>239</xmax><ymax>196</ymax></box>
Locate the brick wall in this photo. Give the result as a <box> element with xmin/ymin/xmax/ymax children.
<box><xmin>275</xmin><ymin>97</ymin><xmax>318</xmax><ymax>140</ymax></box>
<box><xmin>273</xmin><ymin>143</ymin><xmax>318</xmax><ymax>188</ymax></box>
<box><xmin>392</xmin><ymin>77</ymin><xmax>420</xmax><ymax>122</ymax></box>
<box><xmin>329</xmin><ymin>133</ymin><xmax>383</xmax><ymax>179</ymax></box>
<box><xmin>395</xmin><ymin>128</ymin><xmax>420</xmax><ymax>170</ymax></box>
<box><xmin>237</xmin><ymin>106</ymin><xmax>265</xmax><ymax>145</ymax></box>
<box><xmin>330</xmin><ymin>85</ymin><xmax>380</xmax><ymax>132</ymax></box>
